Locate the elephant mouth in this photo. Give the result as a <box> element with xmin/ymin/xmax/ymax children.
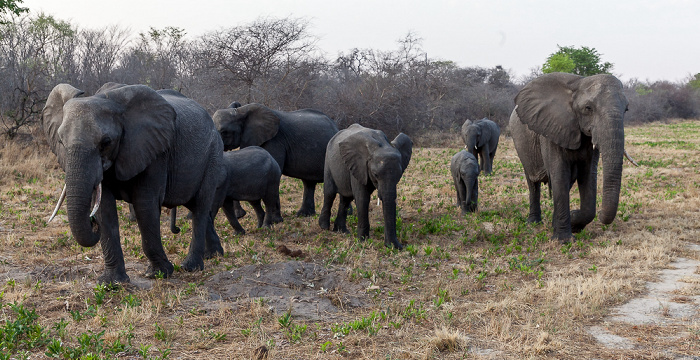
<box><xmin>48</xmin><ymin>182</ymin><xmax>102</xmax><ymax>222</ymax></box>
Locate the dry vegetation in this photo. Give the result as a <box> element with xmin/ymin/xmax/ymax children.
<box><xmin>0</xmin><ymin>121</ymin><xmax>699</xmax><ymax>359</ymax></box>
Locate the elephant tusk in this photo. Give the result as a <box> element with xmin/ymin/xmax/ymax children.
<box><xmin>624</xmin><ymin>149</ymin><xmax>639</xmax><ymax>167</ymax></box>
<box><xmin>48</xmin><ymin>184</ymin><xmax>67</xmax><ymax>223</ymax></box>
<box><xmin>377</xmin><ymin>198</ymin><xmax>381</xmax><ymax>206</ymax></box>
<box><xmin>593</xmin><ymin>144</ymin><xmax>597</xmax><ymax>151</ymax></box>
<box><xmin>89</xmin><ymin>183</ymin><xmax>102</xmax><ymax>218</ymax></box>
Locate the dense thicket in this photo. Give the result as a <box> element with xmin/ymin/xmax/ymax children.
<box><xmin>1</xmin><ymin>14</ymin><xmax>698</xmax><ymax>140</ymax></box>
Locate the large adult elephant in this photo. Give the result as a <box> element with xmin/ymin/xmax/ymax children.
<box><xmin>43</xmin><ymin>83</ymin><xmax>225</xmax><ymax>283</ymax></box>
<box><xmin>509</xmin><ymin>72</ymin><xmax>631</xmax><ymax>242</ymax></box>
<box><xmin>212</xmin><ymin>103</ymin><xmax>339</xmax><ymax>216</ymax></box>
<box><xmin>319</xmin><ymin>124</ymin><xmax>413</xmax><ymax>250</ymax></box>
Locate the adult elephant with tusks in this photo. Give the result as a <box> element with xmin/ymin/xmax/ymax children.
<box><xmin>43</xmin><ymin>82</ymin><xmax>225</xmax><ymax>284</ymax></box>
<box><xmin>509</xmin><ymin>72</ymin><xmax>638</xmax><ymax>243</ymax></box>
<box><xmin>319</xmin><ymin>124</ymin><xmax>413</xmax><ymax>250</ymax></box>
<box><xmin>213</xmin><ymin>103</ymin><xmax>339</xmax><ymax>217</ymax></box>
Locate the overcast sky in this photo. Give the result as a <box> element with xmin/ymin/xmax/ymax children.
<box><xmin>22</xmin><ymin>0</ymin><xmax>700</xmax><ymax>83</ymax></box>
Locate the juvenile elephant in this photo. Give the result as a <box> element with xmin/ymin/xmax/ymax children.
<box><xmin>319</xmin><ymin>124</ymin><xmax>413</xmax><ymax>250</ymax></box>
<box><xmin>172</xmin><ymin>147</ymin><xmax>283</xmax><ymax>235</ymax></box>
<box><xmin>43</xmin><ymin>83</ymin><xmax>225</xmax><ymax>283</ymax></box>
<box><xmin>213</xmin><ymin>103</ymin><xmax>339</xmax><ymax>217</ymax></box>
<box><xmin>461</xmin><ymin>118</ymin><xmax>500</xmax><ymax>174</ymax></box>
<box><xmin>509</xmin><ymin>72</ymin><xmax>630</xmax><ymax>242</ymax></box>
<box><xmin>451</xmin><ymin>150</ymin><xmax>480</xmax><ymax>215</ymax></box>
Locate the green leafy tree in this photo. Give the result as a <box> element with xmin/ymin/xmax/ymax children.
<box><xmin>542</xmin><ymin>45</ymin><xmax>613</xmax><ymax>76</ymax></box>
<box><xmin>688</xmin><ymin>73</ymin><xmax>700</xmax><ymax>89</ymax></box>
<box><xmin>0</xmin><ymin>0</ymin><xmax>27</xmax><ymax>20</ymax></box>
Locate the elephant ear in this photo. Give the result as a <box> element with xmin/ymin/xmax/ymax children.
<box><xmin>338</xmin><ymin>130</ymin><xmax>377</xmax><ymax>186</ymax></box>
<box><xmin>239</xmin><ymin>103</ymin><xmax>280</xmax><ymax>147</ymax></box>
<box><xmin>100</xmin><ymin>84</ymin><xmax>176</xmax><ymax>181</ymax></box>
<box><xmin>391</xmin><ymin>133</ymin><xmax>413</xmax><ymax>172</ymax></box>
<box><xmin>229</xmin><ymin>101</ymin><xmax>242</xmax><ymax>108</ymax></box>
<box><xmin>42</xmin><ymin>84</ymin><xmax>85</xmax><ymax>169</ymax></box>
<box><xmin>95</xmin><ymin>82</ymin><xmax>127</xmax><ymax>94</ymax></box>
<box><xmin>514</xmin><ymin>73</ymin><xmax>583</xmax><ymax>150</ymax></box>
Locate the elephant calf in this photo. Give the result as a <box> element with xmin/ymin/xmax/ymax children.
<box><xmin>451</xmin><ymin>150</ymin><xmax>480</xmax><ymax>215</ymax></box>
<box><xmin>319</xmin><ymin>124</ymin><xmax>412</xmax><ymax>250</ymax></box>
<box><xmin>461</xmin><ymin>118</ymin><xmax>500</xmax><ymax>174</ymax></box>
<box><xmin>214</xmin><ymin>146</ymin><xmax>283</xmax><ymax>234</ymax></box>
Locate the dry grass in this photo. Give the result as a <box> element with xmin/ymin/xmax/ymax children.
<box><xmin>0</xmin><ymin>120</ymin><xmax>699</xmax><ymax>359</ymax></box>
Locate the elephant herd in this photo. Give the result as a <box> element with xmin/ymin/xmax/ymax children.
<box><xmin>42</xmin><ymin>72</ymin><xmax>633</xmax><ymax>284</ymax></box>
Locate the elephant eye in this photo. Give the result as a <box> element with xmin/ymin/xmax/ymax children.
<box><xmin>99</xmin><ymin>136</ymin><xmax>112</xmax><ymax>151</ymax></box>
<box><xmin>625</xmin><ymin>105</ymin><xmax>629</xmax><ymax>112</ymax></box>
<box><xmin>585</xmin><ymin>105</ymin><xmax>593</xmax><ymax>112</ymax></box>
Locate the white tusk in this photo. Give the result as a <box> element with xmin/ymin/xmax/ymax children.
<box><xmin>593</xmin><ymin>144</ymin><xmax>597</xmax><ymax>150</ymax></box>
<box><xmin>377</xmin><ymin>198</ymin><xmax>381</xmax><ymax>206</ymax></box>
<box><xmin>624</xmin><ymin>149</ymin><xmax>639</xmax><ymax>167</ymax></box>
<box><xmin>89</xmin><ymin>183</ymin><xmax>102</xmax><ymax>218</ymax></box>
<box><xmin>48</xmin><ymin>184</ymin><xmax>67</xmax><ymax>223</ymax></box>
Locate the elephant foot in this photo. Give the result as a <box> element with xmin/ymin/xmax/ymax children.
<box><xmin>385</xmin><ymin>239</ymin><xmax>404</xmax><ymax>250</ymax></box>
<box><xmin>144</xmin><ymin>261</ymin><xmax>174</xmax><ymax>279</ymax></box>
<box><xmin>318</xmin><ymin>214</ymin><xmax>331</xmax><ymax>230</ymax></box>
<box><xmin>570</xmin><ymin>210</ymin><xmax>592</xmax><ymax>233</ymax></box>
<box><xmin>272</xmin><ymin>215</ymin><xmax>284</xmax><ymax>224</ymax></box>
<box><xmin>551</xmin><ymin>232</ymin><xmax>574</xmax><ymax>245</ymax></box>
<box><xmin>571</xmin><ymin>224</ymin><xmax>587</xmax><ymax>233</ymax></box>
<box><xmin>527</xmin><ymin>214</ymin><xmax>542</xmax><ymax>224</ymax></box>
<box><xmin>97</xmin><ymin>269</ymin><xmax>130</xmax><ymax>284</ymax></box>
<box><xmin>296</xmin><ymin>207</ymin><xmax>316</xmax><ymax>217</ymax></box>
<box><xmin>180</xmin><ymin>255</ymin><xmax>204</xmax><ymax>272</ymax></box>
<box><xmin>332</xmin><ymin>225</ymin><xmax>349</xmax><ymax>234</ymax></box>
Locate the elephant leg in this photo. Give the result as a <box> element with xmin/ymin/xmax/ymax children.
<box><xmin>222</xmin><ymin>200</ymin><xmax>246</xmax><ymax>235</ymax></box>
<box><xmin>468</xmin><ymin>180</ymin><xmax>479</xmax><ymax>213</ymax></box>
<box><xmin>332</xmin><ymin>196</ymin><xmax>352</xmax><ymax>234</ymax></box>
<box><xmin>97</xmin><ymin>189</ymin><xmax>129</xmax><ymax>284</ymax></box>
<box><xmin>526</xmin><ymin>179</ymin><xmax>542</xmax><ymax>224</ymax></box>
<box><xmin>482</xmin><ymin>149</ymin><xmax>492</xmax><ymax>175</ymax></box>
<box><xmin>548</xmin><ymin>164</ymin><xmax>574</xmax><ymax>242</ymax></box>
<box><xmin>132</xmin><ymin>200</ymin><xmax>174</xmax><ymax>278</ymax></box>
<box><xmin>232</xmin><ymin>200</ymin><xmax>246</xmax><ymax>219</ymax></box>
<box><xmin>128</xmin><ymin>203</ymin><xmax>137</xmax><ymax>222</ymax></box>
<box><xmin>296</xmin><ymin>180</ymin><xmax>317</xmax><ymax>217</ymax></box>
<box><xmin>454</xmin><ymin>178</ymin><xmax>467</xmax><ymax>215</ymax></box>
<box><xmin>319</xmin><ymin>177</ymin><xmax>337</xmax><ymax>230</ymax></box>
<box><xmin>263</xmin><ymin>193</ymin><xmax>283</xmax><ymax>226</ymax></box>
<box><xmin>204</xmin><ymin>211</ymin><xmax>222</xmax><ymax>259</ymax></box>
<box><xmin>249</xmin><ymin>200</ymin><xmax>266</xmax><ymax>228</ymax></box>
<box><xmin>571</xmin><ymin>159</ymin><xmax>598</xmax><ymax>233</ymax></box>
<box><xmin>354</xmin><ymin>189</ymin><xmax>371</xmax><ymax>240</ymax></box>
<box><xmin>487</xmin><ymin>148</ymin><xmax>497</xmax><ymax>175</ymax></box>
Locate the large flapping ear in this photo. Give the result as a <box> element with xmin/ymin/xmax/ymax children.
<box><xmin>338</xmin><ymin>127</ymin><xmax>379</xmax><ymax>186</ymax></box>
<box><xmin>239</xmin><ymin>103</ymin><xmax>280</xmax><ymax>147</ymax></box>
<box><xmin>99</xmin><ymin>84</ymin><xmax>176</xmax><ymax>181</ymax></box>
<box><xmin>391</xmin><ymin>133</ymin><xmax>413</xmax><ymax>172</ymax></box>
<box><xmin>42</xmin><ymin>84</ymin><xmax>85</xmax><ymax>169</ymax></box>
<box><xmin>514</xmin><ymin>72</ymin><xmax>582</xmax><ymax>149</ymax></box>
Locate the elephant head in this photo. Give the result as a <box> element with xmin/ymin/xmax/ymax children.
<box><xmin>461</xmin><ymin>120</ymin><xmax>481</xmax><ymax>151</ymax></box>
<box><xmin>339</xmin><ymin>128</ymin><xmax>413</xmax><ymax>248</ymax></box>
<box><xmin>514</xmin><ymin>72</ymin><xmax>628</xmax><ymax>224</ymax></box>
<box><xmin>42</xmin><ymin>83</ymin><xmax>176</xmax><ymax>247</ymax></box>
<box><xmin>212</xmin><ymin>103</ymin><xmax>279</xmax><ymax>151</ymax></box>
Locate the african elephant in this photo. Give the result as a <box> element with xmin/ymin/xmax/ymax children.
<box><xmin>212</xmin><ymin>103</ymin><xmax>339</xmax><ymax>217</ymax></box>
<box><xmin>451</xmin><ymin>150</ymin><xmax>480</xmax><ymax>215</ymax></box>
<box><xmin>171</xmin><ymin>146</ymin><xmax>283</xmax><ymax>235</ymax></box>
<box><xmin>461</xmin><ymin>118</ymin><xmax>500</xmax><ymax>174</ymax></box>
<box><xmin>43</xmin><ymin>83</ymin><xmax>225</xmax><ymax>283</ymax></box>
<box><xmin>509</xmin><ymin>72</ymin><xmax>629</xmax><ymax>242</ymax></box>
<box><xmin>318</xmin><ymin>124</ymin><xmax>413</xmax><ymax>250</ymax></box>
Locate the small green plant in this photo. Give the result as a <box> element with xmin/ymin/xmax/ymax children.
<box><xmin>320</xmin><ymin>340</ymin><xmax>333</xmax><ymax>352</ymax></box>
<box><xmin>278</xmin><ymin>311</ymin><xmax>292</xmax><ymax>328</ymax></box>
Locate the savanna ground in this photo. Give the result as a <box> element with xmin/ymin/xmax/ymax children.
<box><xmin>0</xmin><ymin>121</ymin><xmax>699</xmax><ymax>359</ymax></box>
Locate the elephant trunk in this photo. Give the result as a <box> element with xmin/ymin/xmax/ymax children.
<box><xmin>463</xmin><ymin>173</ymin><xmax>478</xmax><ymax>212</ymax></box>
<box><xmin>65</xmin><ymin>146</ymin><xmax>102</xmax><ymax>247</ymax></box>
<box><xmin>380</xmin><ymin>187</ymin><xmax>402</xmax><ymax>249</ymax></box>
<box><xmin>597</xmin><ymin>116</ymin><xmax>624</xmax><ymax>225</ymax></box>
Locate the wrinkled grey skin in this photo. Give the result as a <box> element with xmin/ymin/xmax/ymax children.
<box><xmin>213</xmin><ymin>103</ymin><xmax>339</xmax><ymax>217</ymax></box>
<box><xmin>171</xmin><ymin>147</ymin><xmax>283</xmax><ymax>235</ymax></box>
<box><xmin>318</xmin><ymin>124</ymin><xmax>413</xmax><ymax>250</ymax></box>
<box><xmin>509</xmin><ymin>72</ymin><xmax>628</xmax><ymax>242</ymax></box>
<box><xmin>461</xmin><ymin>118</ymin><xmax>500</xmax><ymax>174</ymax></box>
<box><xmin>451</xmin><ymin>150</ymin><xmax>480</xmax><ymax>215</ymax></box>
<box><xmin>42</xmin><ymin>83</ymin><xmax>225</xmax><ymax>284</ymax></box>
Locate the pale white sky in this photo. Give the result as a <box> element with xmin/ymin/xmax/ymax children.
<box><xmin>22</xmin><ymin>0</ymin><xmax>700</xmax><ymax>83</ymax></box>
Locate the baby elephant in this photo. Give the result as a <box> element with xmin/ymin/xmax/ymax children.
<box><xmin>461</xmin><ymin>118</ymin><xmax>500</xmax><ymax>174</ymax></box>
<box><xmin>451</xmin><ymin>150</ymin><xmax>480</xmax><ymax>215</ymax></box>
<box><xmin>170</xmin><ymin>147</ymin><xmax>283</xmax><ymax>234</ymax></box>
